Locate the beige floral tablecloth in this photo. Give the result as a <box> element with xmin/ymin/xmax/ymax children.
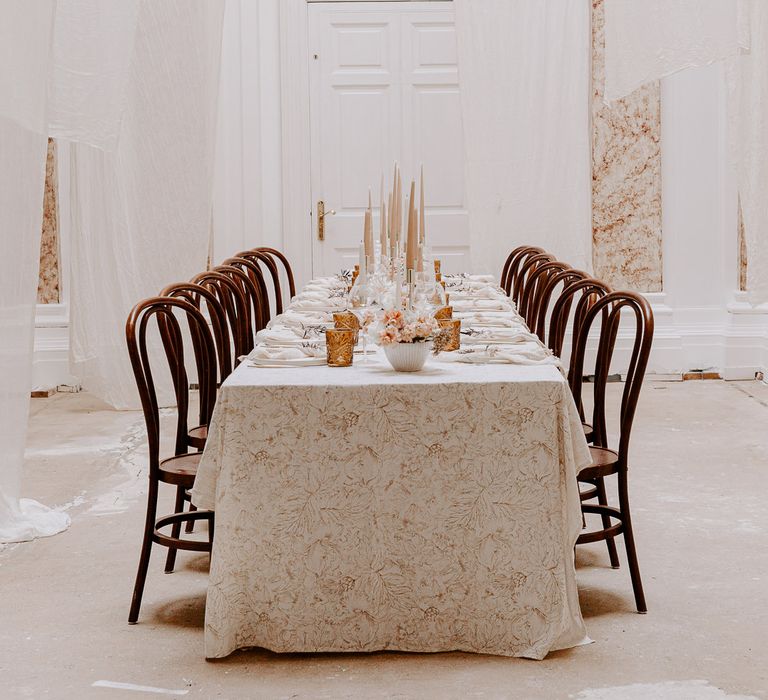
<box><xmin>192</xmin><ymin>354</ymin><xmax>592</xmax><ymax>660</ymax></box>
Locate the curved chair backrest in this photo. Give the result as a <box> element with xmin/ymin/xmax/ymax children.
<box><xmin>569</xmin><ymin>292</ymin><xmax>654</xmax><ymax>463</ymax></box>
<box><xmin>236</xmin><ymin>250</ymin><xmax>283</xmax><ymax>316</ymax></box>
<box><xmin>511</xmin><ymin>252</ymin><xmax>555</xmax><ymax>307</ymax></box>
<box><xmin>125</xmin><ymin>296</ymin><xmax>218</xmax><ymax>471</ymax></box>
<box><xmin>502</xmin><ymin>246</ymin><xmax>546</xmax><ymax>298</ymax></box>
<box><xmin>255</xmin><ymin>247</ymin><xmax>296</xmax><ymax>299</ymax></box>
<box><xmin>220</xmin><ymin>258</ymin><xmax>271</xmax><ymax>330</ymax></box>
<box><xmin>190</xmin><ymin>270</ymin><xmax>252</xmax><ymax>359</ymax></box>
<box><xmin>533</xmin><ymin>267</ymin><xmax>589</xmax><ymax>345</ymax></box>
<box><xmin>212</xmin><ymin>264</ymin><xmax>265</xmax><ymax>349</ymax></box>
<box><xmin>160</xmin><ymin>282</ymin><xmax>232</xmax><ymax>384</ymax></box>
<box><xmin>547</xmin><ymin>277</ymin><xmax>611</xmax><ymax>361</ymax></box>
<box><xmin>518</xmin><ymin>260</ymin><xmax>570</xmax><ymax>333</ymax></box>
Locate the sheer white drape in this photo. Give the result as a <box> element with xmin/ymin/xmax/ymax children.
<box><xmin>454</xmin><ymin>0</ymin><xmax>592</xmax><ymax>276</ymax></box>
<box><xmin>729</xmin><ymin>1</ymin><xmax>768</xmax><ymax>302</ymax></box>
<box><xmin>1</xmin><ymin>0</ymin><xmax>224</xmax><ymax>541</ymax></box>
<box><xmin>0</xmin><ymin>0</ymin><xmax>70</xmax><ymax>542</ymax></box>
<box><xmin>603</xmin><ymin>0</ymin><xmax>749</xmax><ymax>102</ymax></box>
<box><xmin>69</xmin><ymin>0</ymin><xmax>225</xmax><ymax>409</ymax></box>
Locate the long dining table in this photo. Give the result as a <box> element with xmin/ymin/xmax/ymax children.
<box><xmin>191</xmin><ymin>272</ymin><xmax>592</xmax><ymax>660</ymax></box>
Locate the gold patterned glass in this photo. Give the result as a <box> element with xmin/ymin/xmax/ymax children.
<box><xmin>438</xmin><ymin>318</ymin><xmax>461</xmax><ymax>351</ymax></box>
<box><xmin>326</xmin><ymin>328</ymin><xmax>355</xmax><ymax>367</ymax></box>
<box><xmin>434</xmin><ymin>305</ymin><xmax>453</xmax><ymax>321</ymax></box>
<box><xmin>333</xmin><ymin>311</ymin><xmax>360</xmax><ymax>344</ymax></box>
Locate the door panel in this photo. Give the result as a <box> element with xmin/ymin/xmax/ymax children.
<box><xmin>309</xmin><ymin>2</ymin><xmax>468</xmax><ymax>277</ymax></box>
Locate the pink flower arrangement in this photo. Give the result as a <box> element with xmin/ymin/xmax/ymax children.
<box><xmin>375</xmin><ymin>308</ymin><xmax>440</xmax><ymax>345</ymax></box>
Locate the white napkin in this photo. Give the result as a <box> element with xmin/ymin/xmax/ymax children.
<box><xmin>249</xmin><ymin>343</ymin><xmax>325</xmax><ymax>361</ymax></box>
<box><xmin>290</xmin><ymin>297</ymin><xmax>347</xmax><ymax>311</ymax></box>
<box><xmin>278</xmin><ymin>310</ymin><xmax>333</xmax><ymax>330</ymax></box>
<box><xmin>460</xmin><ymin>327</ymin><xmax>539</xmax><ymax>345</ymax></box>
<box><xmin>440</xmin><ymin>343</ymin><xmax>560</xmax><ymax>366</ymax></box>
<box><xmin>256</xmin><ymin>325</ymin><xmax>327</xmax><ymax>346</ymax></box>
<box><xmin>457</xmin><ymin>312</ymin><xmax>521</xmax><ymax>328</ymax></box>
<box><xmin>451</xmin><ymin>298</ymin><xmax>514</xmax><ymax>312</ymax></box>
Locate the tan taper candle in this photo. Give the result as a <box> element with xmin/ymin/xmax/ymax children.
<box><xmin>405</xmin><ymin>180</ymin><xmax>416</xmax><ymax>272</ymax></box>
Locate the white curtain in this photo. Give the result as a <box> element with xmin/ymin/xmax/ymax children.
<box><xmin>454</xmin><ymin>0</ymin><xmax>592</xmax><ymax>276</ymax></box>
<box><xmin>0</xmin><ymin>0</ymin><xmax>70</xmax><ymax>542</ymax></box>
<box><xmin>1</xmin><ymin>0</ymin><xmax>224</xmax><ymax>542</ymax></box>
<box><xmin>69</xmin><ymin>0</ymin><xmax>225</xmax><ymax>409</ymax></box>
<box><xmin>604</xmin><ymin>0</ymin><xmax>749</xmax><ymax>102</ymax></box>
<box><xmin>729</xmin><ymin>1</ymin><xmax>768</xmax><ymax>302</ymax></box>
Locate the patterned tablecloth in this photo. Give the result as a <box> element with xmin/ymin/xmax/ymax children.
<box><xmin>192</xmin><ymin>346</ymin><xmax>592</xmax><ymax>659</ymax></box>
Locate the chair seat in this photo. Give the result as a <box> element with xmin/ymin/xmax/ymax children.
<box><xmin>582</xmin><ymin>422</ymin><xmax>593</xmax><ymax>443</ymax></box>
<box><xmin>188</xmin><ymin>425</ymin><xmax>208</xmax><ymax>449</ymax></box>
<box><xmin>578</xmin><ymin>446</ymin><xmax>619</xmax><ymax>481</ymax></box>
<box><xmin>159</xmin><ymin>452</ymin><xmax>202</xmax><ymax>487</ymax></box>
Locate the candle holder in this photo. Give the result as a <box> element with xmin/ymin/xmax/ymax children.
<box><xmin>333</xmin><ymin>311</ymin><xmax>361</xmax><ymax>344</ymax></box>
<box><xmin>438</xmin><ymin>318</ymin><xmax>461</xmax><ymax>352</ymax></box>
<box><xmin>434</xmin><ymin>259</ymin><xmax>441</xmax><ymax>275</ymax></box>
<box><xmin>325</xmin><ymin>328</ymin><xmax>355</xmax><ymax>367</ymax></box>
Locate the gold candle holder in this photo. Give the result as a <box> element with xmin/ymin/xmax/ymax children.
<box><xmin>444</xmin><ymin>293</ymin><xmax>450</xmax><ymax>306</ymax></box>
<box><xmin>434</xmin><ymin>259</ymin><xmax>441</xmax><ymax>274</ymax></box>
<box><xmin>435</xmin><ymin>272</ymin><xmax>442</xmax><ymax>284</ymax></box>
<box><xmin>438</xmin><ymin>318</ymin><xmax>461</xmax><ymax>352</ymax></box>
<box><xmin>325</xmin><ymin>328</ymin><xmax>355</xmax><ymax>367</ymax></box>
<box><xmin>333</xmin><ymin>311</ymin><xmax>360</xmax><ymax>344</ymax></box>
<box><xmin>434</xmin><ymin>305</ymin><xmax>453</xmax><ymax>321</ymax></box>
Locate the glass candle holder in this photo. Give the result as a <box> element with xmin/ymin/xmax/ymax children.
<box><xmin>438</xmin><ymin>318</ymin><xmax>461</xmax><ymax>352</ymax></box>
<box><xmin>434</xmin><ymin>305</ymin><xmax>453</xmax><ymax>321</ymax></box>
<box><xmin>333</xmin><ymin>311</ymin><xmax>360</xmax><ymax>344</ymax></box>
<box><xmin>326</xmin><ymin>328</ymin><xmax>355</xmax><ymax>367</ymax></box>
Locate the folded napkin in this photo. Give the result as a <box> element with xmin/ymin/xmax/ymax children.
<box><xmin>440</xmin><ymin>343</ymin><xmax>560</xmax><ymax>366</ymax></box>
<box><xmin>290</xmin><ymin>297</ymin><xmax>347</xmax><ymax>311</ymax></box>
<box><xmin>278</xmin><ymin>309</ymin><xmax>333</xmax><ymax>329</ymax></box>
<box><xmin>457</xmin><ymin>312</ymin><xmax>521</xmax><ymax>328</ymax></box>
<box><xmin>449</xmin><ymin>287</ymin><xmax>508</xmax><ymax>301</ymax></box>
<box><xmin>451</xmin><ymin>298</ymin><xmax>514</xmax><ymax>312</ymax></box>
<box><xmin>460</xmin><ymin>327</ymin><xmax>539</xmax><ymax>345</ymax></box>
<box><xmin>249</xmin><ymin>343</ymin><xmax>325</xmax><ymax>361</ymax></box>
<box><xmin>256</xmin><ymin>325</ymin><xmax>327</xmax><ymax>346</ymax></box>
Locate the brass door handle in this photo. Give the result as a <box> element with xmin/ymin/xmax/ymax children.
<box><xmin>317</xmin><ymin>200</ymin><xmax>336</xmax><ymax>241</ymax></box>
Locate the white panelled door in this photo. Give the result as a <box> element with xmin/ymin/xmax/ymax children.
<box><xmin>309</xmin><ymin>1</ymin><xmax>469</xmax><ymax>277</ymax></box>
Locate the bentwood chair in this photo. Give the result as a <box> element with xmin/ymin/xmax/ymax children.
<box><xmin>190</xmin><ymin>270</ymin><xmax>253</xmax><ymax>359</ymax></box>
<box><xmin>548</xmin><ymin>277</ymin><xmax>612</xmax><ymax>444</ymax></box>
<box><xmin>570</xmin><ymin>291</ymin><xmax>654</xmax><ymax>613</ymax></box>
<box><xmin>126</xmin><ymin>296</ymin><xmax>216</xmax><ymax>624</ymax></box>
<box><xmin>501</xmin><ymin>246</ymin><xmax>544</xmax><ymax>295</ymax></box>
<box><xmin>511</xmin><ymin>253</ymin><xmax>556</xmax><ymax>308</ymax></box>
<box><xmin>220</xmin><ymin>257</ymin><xmax>271</xmax><ymax>330</ymax></box>
<box><xmin>518</xmin><ymin>260</ymin><xmax>570</xmax><ymax>333</ymax></box>
<box><xmin>235</xmin><ymin>250</ymin><xmax>284</xmax><ymax>317</ymax></box>
<box><xmin>531</xmin><ymin>267</ymin><xmax>589</xmax><ymax>346</ymax></box>
<box><xmin>254</xmin><ymin>247</ymin><xmax>296</xmax><ymax>299</ymax></box>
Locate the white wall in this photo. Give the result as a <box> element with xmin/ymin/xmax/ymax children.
<box><xmin>35</xmin><ymin>5</ymin><xmax>768</xmax><ymax>387</ymax></box>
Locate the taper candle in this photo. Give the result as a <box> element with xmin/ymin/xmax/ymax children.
<box><xmin>405</xmin><ymin>181</ymin><xmax>416</xmax><ymax>272</ymax></box>
<box><xmin>419</xmin><ymin>164</ymin><xmax>425</xmax><ymax>246</ymax></box>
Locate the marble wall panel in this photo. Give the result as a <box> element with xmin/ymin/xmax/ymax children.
<box><xmin>38</xmin><ymin>138</ymin><xmax>60</xmax><ymax>304</ymax></box>
<box><xmin>592</xmin><ymin>0</ymin><xmax>663</xmax><ymax>292</ymax></box>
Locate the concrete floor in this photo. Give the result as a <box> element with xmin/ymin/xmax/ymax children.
<box><xmin>1</xmin><ymin>380</ymin><xmax>767</xmax><ymax>699</ymax></box>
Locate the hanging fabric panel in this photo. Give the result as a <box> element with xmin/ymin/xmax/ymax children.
<box><xmin>454</xmin><ymin>0</ymin><xmax>592</xmax><ymax>275</ymax></box>
<box><xmin>0</xmin><ymin>0</ymin><xmax>70</xmax><ymax>542</ymax></box>
<box><xmin>603</xmin><ymin>0</ymin><xmax>750</xmax><ymax>102</ymax></box>
<box><xmin>69</xmin><ymin>0</ymin><xmax>225</xmax><ymax>409</ymax></box>
<box><xmin>729</xmin><ymin>1</ymin><xmax>768</xmax><ymax>302</ymax></box>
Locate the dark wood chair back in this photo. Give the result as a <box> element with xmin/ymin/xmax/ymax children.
<box><xmin>570</xmin><ymin>291</ymin><xmax>654</xmax><ymax>462</ymax></box>
<box><xmin>511</xmin><ymin>252</ymin><xmax>555</xmax><ymax>306</ymax></box>
<box><xmin>501</xmin><ymin>246</ymin><xmax>546</xmax><ymax>297</ymax></box>
<box><xmin>532</xmin><ymin>268</ymin><xmax>589</xmax><ymax>345</ymax></box>
<box><xmin>190</xmin><ymin>270</ymin><xmax>252</xmax><ymax>359</ymax></box>
<box><xmin>255</xmin><ymin>247</ymin><xmax>296</xmax><ymax>298</ymax></box>
<box><xmin>236</xmin><ymin>250</ymin><xmax>284</xmax><ymax>316</ymax></box>
<box><xmin>218</xmin><ymin>259</ymin><xmax>270</xmax><ymax>332</ymax></box>
<box><xmin>125</xmin><ymin>296</ymin><xmax>218</xmax><ymax>468</ymax></box>
<box><xmin>518</xmin><ymin>260</ymin><xmax>569</xmax><ymax>333</ymax></box>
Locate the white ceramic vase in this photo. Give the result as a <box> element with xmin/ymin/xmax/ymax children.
<box><xmin>383</xmin><ymin>341</ymin><xmax>431</xmax><ymax>372</ymax></box>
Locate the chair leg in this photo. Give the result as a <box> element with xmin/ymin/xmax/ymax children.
<box><xmin>129</xmin><ymin>482</ymin><xmax>158</xmax><ymax>624</ymax></box>
<box><xmin>619</xmin><ymin>474</ymin><xmax>647</xmax><ymax>613</ymax></box>
<box><xmin>185</xmin><ymin>501</ymin><xmax>197</xmax><ymax>534</ymax></box>
<box><xmin>596</xmin><ymin>477</ymin><xmax>620</xmax><ymax>569</ymax></box>
<box><xmin>164</xmin><ymin>485</ymin><xmax>185</xmax><ymax>574</ymax></box>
